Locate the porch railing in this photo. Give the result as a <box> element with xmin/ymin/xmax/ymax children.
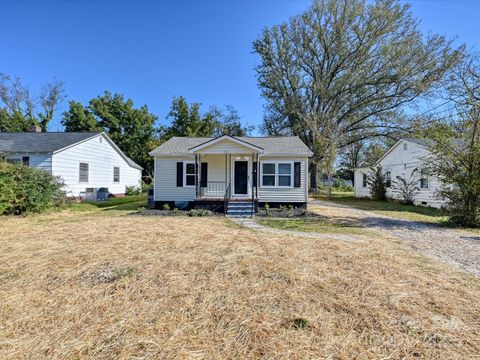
<box><xmin>199</xmin><ymin>181</ymin><xmax>227</xmax><ymax>198</ymax></box>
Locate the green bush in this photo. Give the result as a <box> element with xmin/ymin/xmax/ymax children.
<box><xmin>367</xmin><ymin>166</ymin><xmax>387</xmax><ymax>201</ymax></box>
<box><xmin>0</xmin><ymin>160</ymin><xmax>66</xmax><ymax>215</ymax></box>
<box><xmin>125</xmin><ymin>185</ymin><xmax>142</xmax><ymax>196</ymax></box>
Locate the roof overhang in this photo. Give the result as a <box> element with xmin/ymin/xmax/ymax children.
<box><xmin>188</xmin><ymin>135</ymin><xmax>265</xmax><ymax>154</ymax></box>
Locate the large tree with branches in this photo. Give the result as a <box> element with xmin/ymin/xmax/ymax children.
<box><xmin>426</xmin><ymin>56</ymin><xmax>480</xmax><ymax>227</ymax></box>
<box><xmin>253</xmin><ymin>0</ymin><xmax>464</xmax><ymax>187</ymax></box>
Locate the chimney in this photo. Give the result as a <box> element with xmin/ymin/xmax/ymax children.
<box><xmin>29</xmin><ymin>124</ymin><xmax>42</xmax><ymax>133</ymax></box>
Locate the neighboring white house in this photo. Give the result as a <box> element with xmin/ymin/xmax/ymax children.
<box><xmin>0</xmin><ymin>131</ymin><xmax>142</xmax><ymax>198</ymax></box>
<box><xmin>353</xmin><ymin>138</ymin><xmax>446</xmax><ymax>208</ymax></box>
<box><xmin>149</xmin><ymin>135</ymin><xmax>313</xmax><ymax>215</ymax></box>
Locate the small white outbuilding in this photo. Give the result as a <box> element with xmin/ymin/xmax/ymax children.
<box><xmin>353</xmin><ymin>138</ymin><xmax>446</xmax><ymax>208</ymax></box>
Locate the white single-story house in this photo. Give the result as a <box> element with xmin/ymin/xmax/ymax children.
<box><xmin>0</xmin><ymin>131</ymin><xmax>142</xmax><ymax>198</ymax></box>
<box><xmin>149</xmin><ymin>135</ymin><xmax>313</xmax><ymax>215</ymax></box>
<box><xmin>353</xmin><ymin>138</ymin><xmax>446</xmax><ymax>208</ymax></box>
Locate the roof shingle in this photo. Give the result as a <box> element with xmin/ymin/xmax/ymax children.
<box><xmin>149</xmin><ymin>136</ymin><xmax>313</xmax><ymax>156</ymax></box>
<box><xmin>0</xmin><ymin>132</ymin><xmax>100</xmax><ymax>153</ymax></box>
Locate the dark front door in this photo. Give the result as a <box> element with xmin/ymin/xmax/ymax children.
<box><xmin>234</xmin><ymin>161</ymin><xmax>248</xmax><ymax>195</ymax></box>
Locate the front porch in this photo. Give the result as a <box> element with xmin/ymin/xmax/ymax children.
<box><xmin>191</xmin><ymin>153</ymin><xmax>260</xmax><ymax>216</ymax></box>
<box><xmin>188</xmin><ymin>136</ymin><xmax>265</xmax><ymax>216</ymax></box>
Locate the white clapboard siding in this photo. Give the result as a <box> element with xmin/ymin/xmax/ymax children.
<box><xmin>353</xmin><ymin>168</ymin><xmax>370</xmax><ymax>198</ymax></box>
<box><xmin>354</xmin><ymin>139</ymin><xmax>447</xmax><ymax>208</ymax></box>
<box><xmin>51</xmin><ymin>134</ymin><xmax>142</xmax><ymax>197</ymax></box>
<box><xmin>5</xmin><ymin>153</ymin><xmax>52</xmax><ymax>172</ymax></box>
<box><xmin>258</xmin><ymin>156</ymin><xmax>308</xmax><ymax>203</ymax></box>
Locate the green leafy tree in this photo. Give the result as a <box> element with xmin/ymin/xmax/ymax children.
<box><xmin>426</xmin><ymin>57</ymin><xmax>480</xmax><ymax>227</ymax></box>
<box><xmin>253</xmin><ymin>0</ymin><xmax>464</xmax><ymax>187</ymax></box>
<box><xmin>62</xmin><ymin>101</ymin><xmax>100</xmax><ymax>132</ymax></box>
<box><xmin>163</xmin><ymin>96</ymin><xmax>216</xmax><ymax>139</ymax></box>
<box><xmin>210</xmin><ymin>105</ymin><xmax>254</xmax><ymax>137</ymax></box>
<box><xmin>393</xmin><ymin>168</ymin><xmax>419</xmax><ymax>205</ymax></box>
<box><xmin>62</xmin><ymin>92</ymin><xmax>158</xmax><ymax>174</ymax></box>
<box><xmin>0</xmin><ymin>73</ymin><xmax>65</xmax><ymax>132</ymax></box>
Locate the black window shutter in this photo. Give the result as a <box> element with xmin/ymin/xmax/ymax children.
<box><xmin>294</xmin><ymin>162</ymin><xmax>301</xmax><ymax>188</ymax></box>
<box><xmin>252</xmin><ymin>161</ymin><xmax>258</xmax><ymax>187</ymax></box>
<box><xmin>201</xmin><ymin>162</ymin><xmax>208</xmax><ymax>187</ymax></box>
<box><xmin>176</xmin><ymin>162</ymin><xmax>183</xmax><ymax>187</ymax></box>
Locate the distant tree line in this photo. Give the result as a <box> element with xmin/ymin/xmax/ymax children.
<box><xmin>0</xmin><ymin>74</ymin><xmax>253</xmax><ymax>179</ymax></box>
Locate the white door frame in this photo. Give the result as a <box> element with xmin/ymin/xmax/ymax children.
<box><xmin>231</xmin><ymin>156</ymin><xmax>251</xmax><ymax>197</ymax></box>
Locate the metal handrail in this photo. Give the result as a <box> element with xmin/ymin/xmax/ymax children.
<box><xmin>224</xmin><ymin>183</ymin><xmax>231</xmax><ymax>215</ymax></box>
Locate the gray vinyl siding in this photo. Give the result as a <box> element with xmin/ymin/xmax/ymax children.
<box><xmin>192</xmin><ymin>139</ymin><xmax>258</xmax><ymax>154</ymax></box>
<box><xmin>154</xmin><ymin>155</ymin><xmax>196</xmax><ymax>201</ymax></box>
<box><xmin>258</xmin><ymin>156</ymin><xmax>308</xmax><ymax>203</ymax></box>
<box><xmin>154</xmin><ymin>154</ymin><xmax>309</xmax><ymax>203</ymax></box>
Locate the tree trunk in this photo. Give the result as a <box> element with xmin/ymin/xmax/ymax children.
<box><xmin>309</xmin><ymin>161</ymin><xmax>317</xmax><ymax>195</ymax></box>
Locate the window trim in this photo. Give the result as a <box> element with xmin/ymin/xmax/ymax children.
<box><xmin>79</xmin><ymin>162</ymin><xmax>89</xmax><ymax>183</ymax></box>
<box><xmin>183</xmin><ymin>161</ymin><xmax>196</xmax><ymax>188</ymax></box>
<box><xmin>385</xmin><ymin>170</ymin><xmax>392</xmax><ymax>188</ymax></box>
<box><xmin>260</xmin><ymin>161</ymin><xmax>294</xmax><ymax>188</ymax></box>
<box><xmin>362</xmin><ymin>173</ymin><xmax>368</xmax><ymax>188</ymax></box>
<box><xmin>113</xmin><ymin>166</ymin><xmax>120</xmax><ymax>183</ymax></box>
<box><xmin>419</xmin><ymin>169</ymin><xmax>429</xmax><ymax>189</ymax></box>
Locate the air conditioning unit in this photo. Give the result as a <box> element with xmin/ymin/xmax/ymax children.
<box><xmin>79</xmin><ymin>188</ymin><xmax>109</xmax><ymax>202</ymax></box>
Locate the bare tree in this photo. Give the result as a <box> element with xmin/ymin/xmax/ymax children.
<box><xmin>253</xmin><ymin>0</ymin><xmax>464</xmax><ymax>187</ymax></box>
<box><xmin>0</xmin><ymin>73</ymin><xmax>65</xmax><ymax>132</ymax></box>
<box><xmin>426</xmin><ymin>56</ymin><xmax>480</xmax><ymax>226</ymax></box>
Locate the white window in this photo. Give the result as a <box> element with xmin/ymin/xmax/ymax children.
<box><xmin>262</xmin><ymin>163</ymin><xmax>276</xmax><ymax>186</ymax></box>
<box><xmin>79</xmin><ymin>163</ymin><xmax>89</xmax><ymax>183</ymax></box>
<box><xmin>113</xmin><ymin>167</ymin><xmax>120</xmax><ymax>183</ymax></box>
<box><xmin>403</xmin><ymin>143</ymin><xmax>408</xmax><ymax>151</ymax></box>
<box><xmin>419</xmin><ymin>169</ymin><xmax>429</xmax><ymax>189</ymax></box>
<box><xmin>385</xmin><ymin>171</ymin><xmax>391</xmax><ymax>188</ymax></box>
<box><xmin>278</xmin><ymin>163</ymin><xmax>292</xmax><ymax>186</ymax></box>
<box><xmin>184</xmin><ymin>161</ymin><xmax>196</xmax><ymax>187</ymax></box>
<box><xmin>261</xmin><ymin>162</ymin><xmax>293</xmax><ymax>187</ymax></box>
<box><xmin>362</xmin><ymin>173</ymin><xmax>368</xmax><ymax>187</ymax></box>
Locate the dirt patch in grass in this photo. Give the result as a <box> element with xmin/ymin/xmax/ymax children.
<box><xmin>0</xmin><ymin>211</ymin><xmax>479</xmax><ymax>358</ymax></box>
<box><xmin>256</xmin><ymin>217</ymin><xmax>373</xmax><ymax>236</ymax></box>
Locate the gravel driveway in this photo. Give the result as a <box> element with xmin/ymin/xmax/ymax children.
<box><xmin>309</xmin><ymin>199</ymin><xmax>480</xmax><ymax>277</ymax></box>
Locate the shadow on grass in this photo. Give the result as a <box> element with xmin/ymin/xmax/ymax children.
<box><xmin>70</xmin><ymin>195</ymin><xmax>147</xmax><ymax>213</ymax></box>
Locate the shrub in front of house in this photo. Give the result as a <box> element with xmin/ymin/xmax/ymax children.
<box><xmin>0</xmin><ymin>160</ymin><xmax>66</xmax><ymax>215</ymax></box>
<box><xmin>367</xmin><ymin>166</ymin><xmax>388</xmax><ymax>201</ymax></box>
<box><xmin>125</xmin><ymin>185</ymin><xmax>142</xmax><ymax>196</ymax></box>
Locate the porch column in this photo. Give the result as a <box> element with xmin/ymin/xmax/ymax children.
<box><xmin>195</xmin><ymin>154</ymin><xmax>199</xmax><ymax>198</ymax></box>
<box><xmin>224</xmin><ymin>153</ymin><xmax>227</xmax><ymax>193</ymax></box>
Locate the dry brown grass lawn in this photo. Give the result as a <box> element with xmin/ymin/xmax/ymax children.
<box><xmin>1</xmin><ymin>210</ymin><xmax>479</xmax><ymax>359</ymax></box>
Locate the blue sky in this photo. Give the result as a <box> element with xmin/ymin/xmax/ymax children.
<box><xmin>1</xmin><ymin>0</ymin><xmax>479</xmax><ymax>133</ymax></box>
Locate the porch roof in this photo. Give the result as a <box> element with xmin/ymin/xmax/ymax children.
<box><xmin>149</xmin><ymin>135</ymin><xmax>313</xmax><ymax>156</ymax></box>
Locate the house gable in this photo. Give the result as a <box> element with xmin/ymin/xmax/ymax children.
<box><xmin>189</xmin><ymin>136</ymin><xmax>264</xmax><ymax>154</ymax></box>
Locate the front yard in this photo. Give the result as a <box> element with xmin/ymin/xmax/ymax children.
<box><xmin>315</xmin><ymin>192</ymin><xmax>451</xmax><ymax>224</ymax></box>
<box><xmin>1</xmin><ymin>206</ymin><xmax>479</xmax><ymax>358</ymax></box>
